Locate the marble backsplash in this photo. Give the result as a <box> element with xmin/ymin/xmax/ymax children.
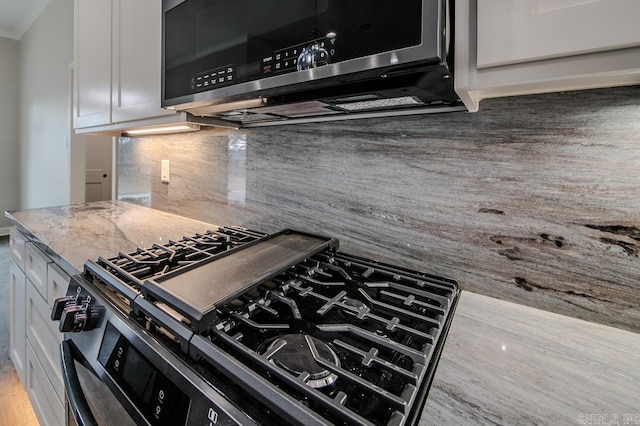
<box><xmin>118</xmin><ymin>87</ymin><xmax>640</xmax><ymax>332</ymax></box>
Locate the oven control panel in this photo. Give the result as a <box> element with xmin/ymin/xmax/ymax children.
<box><xmin>97</xmin><ymin>323</ymin><xmax>240</xmax><ymax>426</ymax></box>
<box><xmin>98</xmin><ymin>323</ymin><xmax>191</xmax><ymax>426</ymax></box>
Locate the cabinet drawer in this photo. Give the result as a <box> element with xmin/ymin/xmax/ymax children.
<box><xmin>25</xmin><ymin>243</ymin><xmax>52</xmax><ymax>300</ymax></box>
<box><xmin>9</xmin><ymin>227</ymin><xmax>28</xmax><ymax>272</ymax></box>
<box><xmin>10</xmin><ymin>261</ymin><xmax>27</xmax><ymax>385</ymax></box>
<box><xmin>26</xmin><ymin>282</ymin><xmax>65</xmax><ymax>403</ymax></box>
<box><xmin>48</xmin><ymin>263</ymin><xmax>71</xmax><ymax>306</ymax></box>
<box><xmin>26</xmin><ymin>341</ymin><xmax>65</xmax><ymax>426</ymax></box>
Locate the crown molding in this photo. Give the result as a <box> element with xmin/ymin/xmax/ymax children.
<box><xmin>13</xmin><ymin>0</ymin><xmax>50</xmax><ymax>40</ymax></box>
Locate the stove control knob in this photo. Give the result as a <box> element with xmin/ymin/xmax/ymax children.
<box><xmin>59</xmin><ymin>299</ymin><xmax>104</xmax><ymax>333</ymax></box>
<box><xmin>83</xmin><ymin>304</ymin><xmax>104</xmax><ymax>331</ymax></box>
<box><xmin>59</xmin><ymin>305</ymin><xmax>85</xmax><ymax>332</ymax></box>
<box><xmin>51</xmin><ymin>296</ymin><xmax>76</xmax><ymax>321</ymax></box>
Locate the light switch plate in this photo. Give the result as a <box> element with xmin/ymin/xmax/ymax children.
<box><xmin>161</xmin><ymin>160</ymin><xmax>170</xmax><ymax>183</ymax></box>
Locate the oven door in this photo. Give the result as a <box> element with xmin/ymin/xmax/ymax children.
<box><xmin>61</xmin><ymin>340</ymin><xmax>137</xmax><ymax>426</ymax></box>
<box><xmin>57</xmin><ymin>276</ymin><xmax>254</xmax><ymax>426</ymax></box>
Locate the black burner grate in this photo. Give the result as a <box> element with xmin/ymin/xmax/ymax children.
<box><xmin>83</xmin><ymin>226</ymin><xmax>266</xmax><ymax>305</ymax></box>
<box><xmin>192</xmin><ymin>251</ymin><xmax>459</xmax><ymax>426</ymax></box>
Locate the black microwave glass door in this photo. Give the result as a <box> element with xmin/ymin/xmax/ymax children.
<box><xmin>164</xmin><ymin>0</ymin><xmax>423</xmax><ymax>100</ymax></box>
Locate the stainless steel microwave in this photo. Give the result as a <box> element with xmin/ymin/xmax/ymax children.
<box><xmin>161</xmin><ymin>0</ymin><xmax>463</xmax><ymax>126</ymax></box>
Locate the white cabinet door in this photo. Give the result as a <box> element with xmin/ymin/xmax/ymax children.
<box><xmin>454</xmin><ymin>0</ymin><xmax>640</xmax><ymax>112</ymax></box>
<box><xmin>26</xmin><ymin>342</ymin><xmax>65</xmax><ymax>426</ymax></box>
<box><xmin>477</xmin><ymin>0</ymin><xmax>640</xmax><ymax>68</ymax></box>
<box><xmin>47</xmin><ymin>263</ymin><xmax>70</xmax><ymax>310</ymax></box>
<box><xmin>9</xmin><ymin>229</ymin><xmax>67</xmax><ymax>425</ymax></box>
<box><xmin>111</xmin><ymin>0</ymin><xmax>175</xmax><ymax>123</ymax></box>
<box><xmin>26</xmin><ymin>282</ymin><xmax>65</xmax><ymax>403</ymax></box>
<box><xmin>25</xmin><ymin>243</ymin><xmax>51</xmax><ymax>301</ymax></box>
<box><xmin>9</xmin><ymin>227</ymin><xmax>27</xmax><ymax>271</ymax></box>
<box><xmin>10</xmin><ymin>261</ymin><xmax>26</xmax><ymax>385</ymax></box>
<box><xmin>74</xmin><ymin>0</ymin><xmax>113</xmax><ymax>129</ymax></box>
<box><xmin>74</xmin><ymin>0</ymin><xmax>175</xmax><ymax>130</ymax></box>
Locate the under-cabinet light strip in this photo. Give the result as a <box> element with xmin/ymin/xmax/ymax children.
<box><xmin>124</xmin><ymin>123</ymin><xmax>201</xmax><ymax>136</ymax></box>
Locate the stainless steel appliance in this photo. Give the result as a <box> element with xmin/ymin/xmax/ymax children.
<box><xmin>52</xmin><ymin>227</ymin><xmax>459</xmax><ymax>425</ymax></box>
<box><xmin>161</xmin><ymin>0</ymin><xmax>464</xmax><ymax>126</ymax></box>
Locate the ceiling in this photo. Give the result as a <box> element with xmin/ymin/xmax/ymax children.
<box><xmin>0</xmin><ymin>0</ymin><xmax>50</xmax><ymax>40</ymax></box>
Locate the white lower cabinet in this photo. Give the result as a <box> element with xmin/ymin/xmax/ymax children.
<box><xmin>9</xmin><ymin>228</ymin><xmax>69</xmax><ymax>426</ymax></box>
<box><xmin>25</xmin><ymin>243</ymin><xmax>52</xmax><ymax>302</ymax></box>
<box><xmin>49</xmin><ymin>263</ymin><xmax>72</xmax><ymax>304</ymax></box>
<box><xmin>9</xmin><ymin>261</ymin><xmax>27</xmax><ymax>384</ymax></box>
<box><xmin>26</xmin><ymin>341</ymin><xmax>66</xmax><ymax>426</ymax></box>
<box><xmin>9</xmin><ymin>227</ymin><xmax>27</xmax><ymax>270</ymax></box>
<box><xmin>27</xmin><ymin>281</ymin><xmax>66</xmax><ymax>402</ymax></box>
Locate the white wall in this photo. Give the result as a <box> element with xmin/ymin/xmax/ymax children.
<box><xmin>19</xmin><ymin>0</ymin><xmax>74</xmax><ymax>209</ymax></box>
<box><xmin>0</xmin><ymin>36</ymin><xmax>20</xmax><ymax>233</ymax></box>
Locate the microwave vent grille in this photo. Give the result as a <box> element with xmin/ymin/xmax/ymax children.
<box><xmin>334</xmin><ymin>96</ymin><xmax>424</xmax><ymax>112</ymax></box>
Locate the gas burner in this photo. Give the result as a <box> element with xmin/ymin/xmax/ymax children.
<box><xmin>264</xmin><ymin>334</ymin><xmax>340</xmax><ymax>389</ymax></box>
<box><xmin>342</xmin><ymin>296</ymin><xmax>370</xmax><ymax>318</ymax></box>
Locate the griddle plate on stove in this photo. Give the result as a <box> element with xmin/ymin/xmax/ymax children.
<box><xmin>141</xmin><ymin>230</ymin><xmax>337</xmax><ymax>332</ymax></box>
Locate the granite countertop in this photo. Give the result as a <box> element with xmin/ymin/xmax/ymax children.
<box><xmin>421</xmin><ymin>292</ymin><xmax>639</xmax><ymax>425</ymax></box>
<box><xmin>6</xmin><ymin>201</ymin><xmax>640</xmax><ymax>424</ymax></box>
<box><xmin>6</xmin><ymin>200</ymin><xmax>217</xmax><ymax>277</ymax></box>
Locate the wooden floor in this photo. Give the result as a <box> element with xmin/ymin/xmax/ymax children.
<box><xmin>0</xmin><ymin>236</ymin><xmax>39</xmax><ymax>425</ymax></box>
<box><xmin>0</xmin><ymin>364</ymin><xmax>39</xmax><ymax>425</ymax></box>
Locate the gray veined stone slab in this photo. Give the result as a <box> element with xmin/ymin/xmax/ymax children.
<box><xmin>119</xmin><ymin>86</ymin><xmax>640</xmax><ymax>333</ymax></box>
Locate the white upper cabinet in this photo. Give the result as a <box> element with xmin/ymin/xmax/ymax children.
<box><xmin>74</xmin><ymin>0</ymin><xmax>112</xmax><ymax>129</ymax></box>
<box><xmin>455</xmin><ymin>0</ymin><xmax>640</xmax><ymax>112</ymax></box>
<box><xmin>74</xmin><ymin>0</ymin><xmax>175</xmax><ymax>131</ymax></box>
<box><xmin>477</xmin><ymin>0</ymin><xmax>640</xmax><ymax>68</ymax></box>
<box><xmin>111</xmin><ymin>0</ymin><xmax>174</xmax><ymax>123</ymax></box>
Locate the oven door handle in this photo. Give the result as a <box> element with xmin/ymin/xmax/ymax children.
<box><xmin>60</xmin><ymin>340</ymin><xmax>99</xmax><ymax>426</ymax></box>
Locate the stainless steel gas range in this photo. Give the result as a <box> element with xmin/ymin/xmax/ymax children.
<box><xmin>51</xmin><ymin>227</ymin><xmax>459</xmax><ymax>426</ymax></box>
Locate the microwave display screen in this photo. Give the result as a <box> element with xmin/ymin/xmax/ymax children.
<box><xmin>164</xmin><ymin>0</ymin><xmax>423</xmax><ymax>100</ymax></box>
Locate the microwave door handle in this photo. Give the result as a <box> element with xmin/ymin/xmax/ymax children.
<box><xmin>60</xmin><ymin>340</ymin><xmax>99</xmax><ymax>426</ymax></box>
